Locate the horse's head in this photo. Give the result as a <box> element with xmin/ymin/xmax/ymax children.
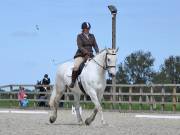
<box><xmin>106</xmin><ymin>48</ymin><xmax>118</xmax><ymax>77</ymax></box>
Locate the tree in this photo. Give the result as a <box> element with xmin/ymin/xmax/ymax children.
<box><xmin>116</xmin><ymin>63</ymin><xmax>128</xmax><ymax>84</ymax></box>
<box><xmin>116</xmin><ymin>50</ymin><xmax>155</xmax><ymax>84</ymax></box>
<box><xmin>153</xmin><ymin>56</ymin><xmax>180</xmax><ymax>84</ymax></box>
<box><xmin>152</xmin><ymin>71</ymin><xmax>169</xmax><ymax>84</ymax></box>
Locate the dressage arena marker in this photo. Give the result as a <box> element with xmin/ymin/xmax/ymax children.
<box><xmin>0</xmin><ymin>110</ymin><xmax>48</xmax><ymax>114</ymax></box>
<box><xmin>71</xmin><ymin>105</ymin><xmax>82</xmax><ymax>115</ymax></box>
<box><xmin>135</xmin><ymin>114</ymin><xmax>180</xmax><ymax>119</ymax></box>
<box><xmin>0</xmin><ymin>110</ymin><xmax>9</xmax><ymax>113</ymax></box>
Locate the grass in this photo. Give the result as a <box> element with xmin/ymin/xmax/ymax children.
<box><xmin>0</xmin><ymin>100</ymin><xmax>180</xmax><ymax>112</ymax></box>
<box><xmin>0</xmin><ymin>100</ymin><xmax>37</xmax><ymax>108</ymax></box>
<box><xmin>62</xmin><ymin>102</ymin><xmax>180</xmax><ymax>111</ymax></box>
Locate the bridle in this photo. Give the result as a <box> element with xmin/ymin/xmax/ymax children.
<box><xmin>91</xmin><ymin>51</ymin><xmax>116</xmax><ymax>70</ymax></box>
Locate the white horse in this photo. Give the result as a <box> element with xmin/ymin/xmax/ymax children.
<box><xmin>49</xmin><ymin>48</ymin><xmax>118</xmax><ymax>125</ymax></box>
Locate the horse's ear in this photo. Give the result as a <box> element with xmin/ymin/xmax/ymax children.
<box><xmin>105</xmin><ymin>47</ymin><xmax>108</xmax><ymax>52</ymax></box>
<box><xmin>116</xmin><ymin>47</ymin><xmax>119</xmax><ymax>52</ymax></box>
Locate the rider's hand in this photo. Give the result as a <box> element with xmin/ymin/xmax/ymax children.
<box><xmin>85</xmin><ymin>54</ymin><xmax>90</xmax><ymax>60</ymax></box>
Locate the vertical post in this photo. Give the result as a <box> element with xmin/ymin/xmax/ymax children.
<box><xmin>129</xmin><ymin>87</ymin><xmax>132</xmax><ymax>111</ymax></box>
<box><xmin>150</xmin><ymin>87</ymin><xmax>153</xmax><ymax>111</ymax></box>
<box><xmin>10</xmin><ymin>85</ymin><xmax>13</xmax><ymax>107</ymax></box>
<box><xmin>66</xmin><ymin>89</ymin><xmax>70</xmax><ymax>108</ymax></box>
<box><xmin>110</xmin><ymin>86</ymin><xmax>113</xmax><ymax>109</ymax></box>
<box><xmin>139</xmin><ymin>87</ymin><xmax>143</xmax><ymax>110</ymax></box>
<box><xmin>34</xmin><ymin>89</ymin><xmax>37</xmax><ymax>108</ymax></box>
<box><xmin>161</xmin><ymin>87</ymin><xmax>165</xmax><ymax>111</ymax></box>
<box><xmin>118</xmin><ymin>87</ymin><xmax>122</xmax><ymax>110</ymax></box>
<box><xmin>173</xmin><ymin>86</ymin><xmax>176</xmax><ymax>111</ymax></box>
<box><xmin>108</xmin><ymin>5</ymin><xmax>117</xmax><ymax>49</ymax></box>
<box><xmin>108</xmin><ymin>5</ymin><xmax>117</xmax><ymax>109</ymax></box>
<box><xmin>84</xmin><ymin>95</ymin><xmax>86</xmax><ymax>109</ymax></box>
<box><xmin>112</xmin><ymin>15</ymin><xmax>116</xmax><ymax>49</ymax></box>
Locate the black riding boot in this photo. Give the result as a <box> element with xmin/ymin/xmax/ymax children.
<box><xmin>69</xmin><ymin>70</ymin><xmax>78</xmax><ymax>88</ymax></box>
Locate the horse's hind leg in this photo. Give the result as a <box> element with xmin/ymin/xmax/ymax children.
<box><xmin>49</xmin><ymin>83</ymin><xmax>64</xmax><ymax>123</ymax></box>
<box><xmin>73</xmin><ymin>93</ymin><xmax>83</xmax><ymax>124</ymax></box>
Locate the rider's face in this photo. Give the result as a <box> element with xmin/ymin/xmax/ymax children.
<box><xmin>83</xmin><ymin>28</ymin><xmax>90</xmax><ymax>34</ymax></box>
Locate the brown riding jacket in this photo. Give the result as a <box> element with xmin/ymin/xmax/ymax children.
<box><xmin>74</xmin><ymin>33</ymin><xmax>99</xmax><ymax>58</ymax></box>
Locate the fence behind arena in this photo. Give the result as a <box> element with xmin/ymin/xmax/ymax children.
<box><xmin>0</xmin><ymin>84</ymin><xmax>180</xmax><ymax>111</ymax></box>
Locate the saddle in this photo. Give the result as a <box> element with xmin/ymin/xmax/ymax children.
<box><xmin>68</xmin><ymin>59</ymin><xmax>90</xmax><ymax>97</ymax></box>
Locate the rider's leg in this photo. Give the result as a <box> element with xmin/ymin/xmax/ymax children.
<box><xmin>69</xmin><ymin>57</ymin><xmax>84</xmax><ymax>88</ymax></box>
<box><xmin>69</xmin><ymin>70</ymin><xmax>78</xmax><ymax>88</ymax></box>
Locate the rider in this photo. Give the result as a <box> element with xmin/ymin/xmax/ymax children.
<box><xmin>69</xmin><ymin>22</ymin><xmax>100</xmax><ymax>88</ymax></box>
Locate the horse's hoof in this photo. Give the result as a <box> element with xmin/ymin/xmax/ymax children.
<box><xmin>78</xmin><ymin>118</ymin><xmax>83</xmax><ymax>124</ymax></box>
<box><xmin>78</xmin><ymin>121</ymin><xmax>84</xmax><ymax>125</ymax></box>
<box><xmin>85</xmin><ymin>118</ymin><xmax>91</xmax><ymax>126</ymax></box>
<box><xmin>102</xmin><ymin>122</ymin><xmax>109</xmax><ymax>126</ymax></box>
<box><xmin>49</xmin><ymin>116</ymin><xmax>56</xmax><ymax>123</ymax></box>
<box><xmin>101</xmin><ymin>120</ymin><xmax>108</xmax><ymax>126</ymax></box>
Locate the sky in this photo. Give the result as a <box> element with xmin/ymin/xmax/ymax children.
<box><xmin>0</xmin><ymin>0</ymin><xmax>179</xmax><ymax>85</ymax></box>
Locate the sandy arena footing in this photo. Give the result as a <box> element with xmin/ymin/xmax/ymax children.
<box><xmin>0</xmin><ymin>109</ymin><xmax>180</xmax><ymax>135</ymax></box>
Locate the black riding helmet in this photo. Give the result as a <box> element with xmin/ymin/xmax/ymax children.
<box><xmin>44</xmin><ymin>74</ymin><xmax>48</xmax><ymax>78</ymax></box>
<box><xmin>81</xmin><ymin>22</ymin><xmax>91</xmax><ymax>29</ymax></box>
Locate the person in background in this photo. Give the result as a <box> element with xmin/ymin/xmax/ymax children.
<box><xmin>37</xmin><ymin>74</ymin><xmax>51</xmax><ymax>107</ymax></box>
<box><xmin>21</xmin><ymin>94</ymin><xmax>29</xmax><ymax>107</ymax></box>
<box><xmin>17</xmin><ymin>86</ymin><xmax>26</xmax><ymax>107</ymax></box>
<box><xmin>42</xmin><ymin>74</ymin><xmax>50</xmax><ymax>85</ymax></box>
<box><xmin>36</xmin><ymin>80</ymin><xmax>46</xmax><ymax>107</ymax></box>
<box><xmin>42</xmin><ymin>73</ymin><xmax>51</xmax><ymax>92</ymax></box>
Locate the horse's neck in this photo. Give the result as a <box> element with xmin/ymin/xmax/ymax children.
<box><xmin>94</xmin><ymin>50</ymin><xmax>107</xmax><ymax>66</ymax></box>
<box><xmin>87</xmin><ymin>50</ymin><xmax>107</xmax><ymax>75</ymax></box>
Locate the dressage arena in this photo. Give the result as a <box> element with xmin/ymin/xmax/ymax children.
<box><xmin>0</xmin><ymin>109</ymin><xmax>180</xmax><ymax>135</ymax></box>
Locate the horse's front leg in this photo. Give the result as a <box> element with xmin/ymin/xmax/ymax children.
<box><xmin>84</xmin><ymin>90</ymin><xmax>100</xmax><ymax>125</ymax></box>
<box><xmin>97</xmin><ymin>91</ymin><xmax>107</xmax><ymax>125</ymax></box>
<box><xmin>73</xmin><ymin>93</ymin><xmax>83</xmax><ymax>124</ymax></box>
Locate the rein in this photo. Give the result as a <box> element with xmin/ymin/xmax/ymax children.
<box><xmin>91</xmin><ymin>58</ymin><xmax>107</xmax><ymax>70</ymax></box>
<box><xmin>90</xmin><ymin>52</ymin><xmax>116</xmax><ymax>70</ymax></box>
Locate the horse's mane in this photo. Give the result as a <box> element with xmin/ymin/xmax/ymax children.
<box><xmin>94</xmin><ymin>48</ymin><xmax>106</xmax><ymax>57</ymax></box>
<box><xmin>99</xmin><ymin>49</ymin><xmax>106</xmax><ymax>53</ymax></box>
